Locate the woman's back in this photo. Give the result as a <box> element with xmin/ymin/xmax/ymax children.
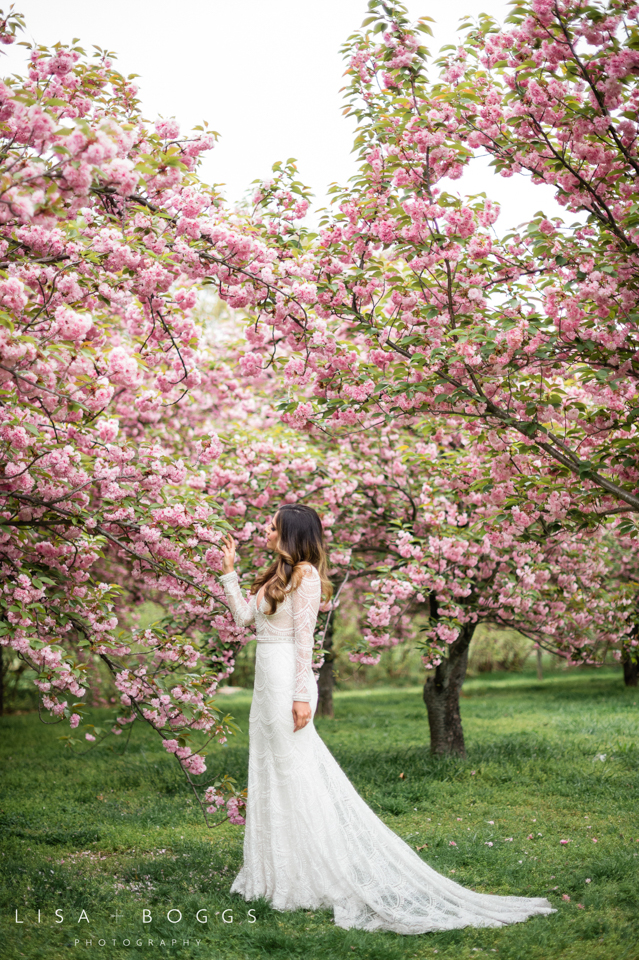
<box><xmin>254</xmin><ymin>563</ymin><xmax>321</xmax><ymax>643</ymax></box>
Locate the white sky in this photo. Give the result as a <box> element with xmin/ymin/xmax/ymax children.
<box><xmin>3</xmin><ymin>1</ymin><xmax>568</xmax><ymax>231</ymax></box>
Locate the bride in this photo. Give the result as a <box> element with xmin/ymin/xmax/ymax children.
<box><xmin>218</xmin><ymin>503</ymin><xmax>555</xmax><ymax>934</ymax></box>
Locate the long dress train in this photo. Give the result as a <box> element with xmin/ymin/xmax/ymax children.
<box><xmin>219</xmin><ymin>566</ymin><xmax>555</xmax><ymax>934</ymax></box>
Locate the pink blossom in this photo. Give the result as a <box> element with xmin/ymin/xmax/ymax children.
<box><xmin>107</xmin><ymin>347</ymin><xmax>141</xmax><ymax>387</ymax></box>
<box><xmin>102</xmin><ymin>158</ymin><xmax>138</xmax><ymax>196</ymax></box>
<box><xmin>155</xmin><ymin>118</ymin><xmax>180</xmax><ymax>139</ymax></box>
<box><xmin>54</xmin><ymin>306</ymin><xmax>93</xmax><ymax>342</ymax></box>
<box><xmin>239</xmin><ymin>352</ymin><xmax>263</xmax><ymax>377</ymax></box>
<box><xmin>0</xmin><ymin>277</ymin><xmax>28</xmax><ymax>312</ymax></box>
<box><xmin>183</xmin><ymin>754</ymin><xmax>206</xmax><ymax>775</ymax></box>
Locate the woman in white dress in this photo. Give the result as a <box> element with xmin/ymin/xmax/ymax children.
<box><xmin>219</xmin><ymin>503</ymin><xmax>555</xmax><ymax>934</ymax></box>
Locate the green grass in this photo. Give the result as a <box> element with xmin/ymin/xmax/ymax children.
<box><xmin>1</xmin><ymin>667</ymin><xmax>638</xmax><ymax>960</ymax></box>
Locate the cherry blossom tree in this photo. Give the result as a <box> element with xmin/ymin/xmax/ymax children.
<box><xmin>332</xmin><ymin>425</ymin><xmax>635</xmax><ymax>753</ymax></box>
<box><xmin>214</xmin><ymin>0</ymin><xmax>639</xmax><ymax>710</ymax></box>
<box><xmin>305</xmin><ymin>422</ymin><xmax>636</xmax><ymax>754</ymax></box>
<box><xmin>0</xmin><ymin>8</ymin><xmax>298</xmax><ymax>824</ymax></box>
<box><xmin>230</xmin><ymin>0</ymin><xmax>639</xmax><ymax>537</ymax></box>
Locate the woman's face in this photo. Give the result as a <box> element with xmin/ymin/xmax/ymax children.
<box><xmin>266</xmin><ymin>514</ymin><xmax>279</xmax><ymax>552</ymax></box>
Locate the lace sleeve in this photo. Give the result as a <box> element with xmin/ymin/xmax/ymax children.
<box><xmin>291</xmin><ymin>565</ymin><xmax>321</xmax><ymax>702</ymax></box>
<box><xmin>219</xmin><ymin>571</ymin><xmax>255</xmax><ymax>627</ymax></box>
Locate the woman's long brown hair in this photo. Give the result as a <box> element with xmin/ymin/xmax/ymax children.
<box><xmin>251</xmin><ymin>504</ymin><xmax>332</xmax><ymax>614</ymax></box>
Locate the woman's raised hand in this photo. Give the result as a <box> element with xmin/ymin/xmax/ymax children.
<box><xmin>220</xmin><ymin>533</ymin><xmax>236</xmax><ymax>574</ymax></box>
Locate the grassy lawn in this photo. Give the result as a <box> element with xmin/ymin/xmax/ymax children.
<box><xmin>1</xmin><ymin>667</ymin><xmax>638</xmax><ymax>960</ymax></box>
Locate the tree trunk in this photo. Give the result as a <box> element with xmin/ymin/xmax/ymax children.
<box><xmin>622</xmin><ymin>650</ymin><xmax>639</xmax><ymax>687</ymax></box>
<box><xmin>316</xmin><ymin>608</ymin><xmax>335</xmax><ymax>718</ymax></box>
<box><xmin>423</xmin><ymin>623</ymin><xmax>475</xmax><ymax>757</ymax></box>
<box><xmin>536</xmin><ymin>647</ymin><xmax>543</xmax><ymax>681</ymax></box>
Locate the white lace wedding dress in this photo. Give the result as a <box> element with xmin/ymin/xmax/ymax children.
<box><xmin>219</xmin><ymin>564</ymin><xmax>555</xmax><ymax>934</ymax></box>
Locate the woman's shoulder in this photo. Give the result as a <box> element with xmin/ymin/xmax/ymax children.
<box><xmin>289</xmin><ymin>562</ymin><xmax>320</xmax><ymax>593</ymax></box>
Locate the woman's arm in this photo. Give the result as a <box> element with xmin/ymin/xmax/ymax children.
<box><xmin>219</xmin><ymin>533</ymin><xmax>255</xmax><ymax>627</ymax></box>
<box><xmin>291</xmin><ymin>565</ymin><xmax>321</xmax><ymax>720</ymax></box>
<box><xmin>219</xmin><ymin>571</ymin><xmax>256</xmax><ymax>627</ymax></box>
